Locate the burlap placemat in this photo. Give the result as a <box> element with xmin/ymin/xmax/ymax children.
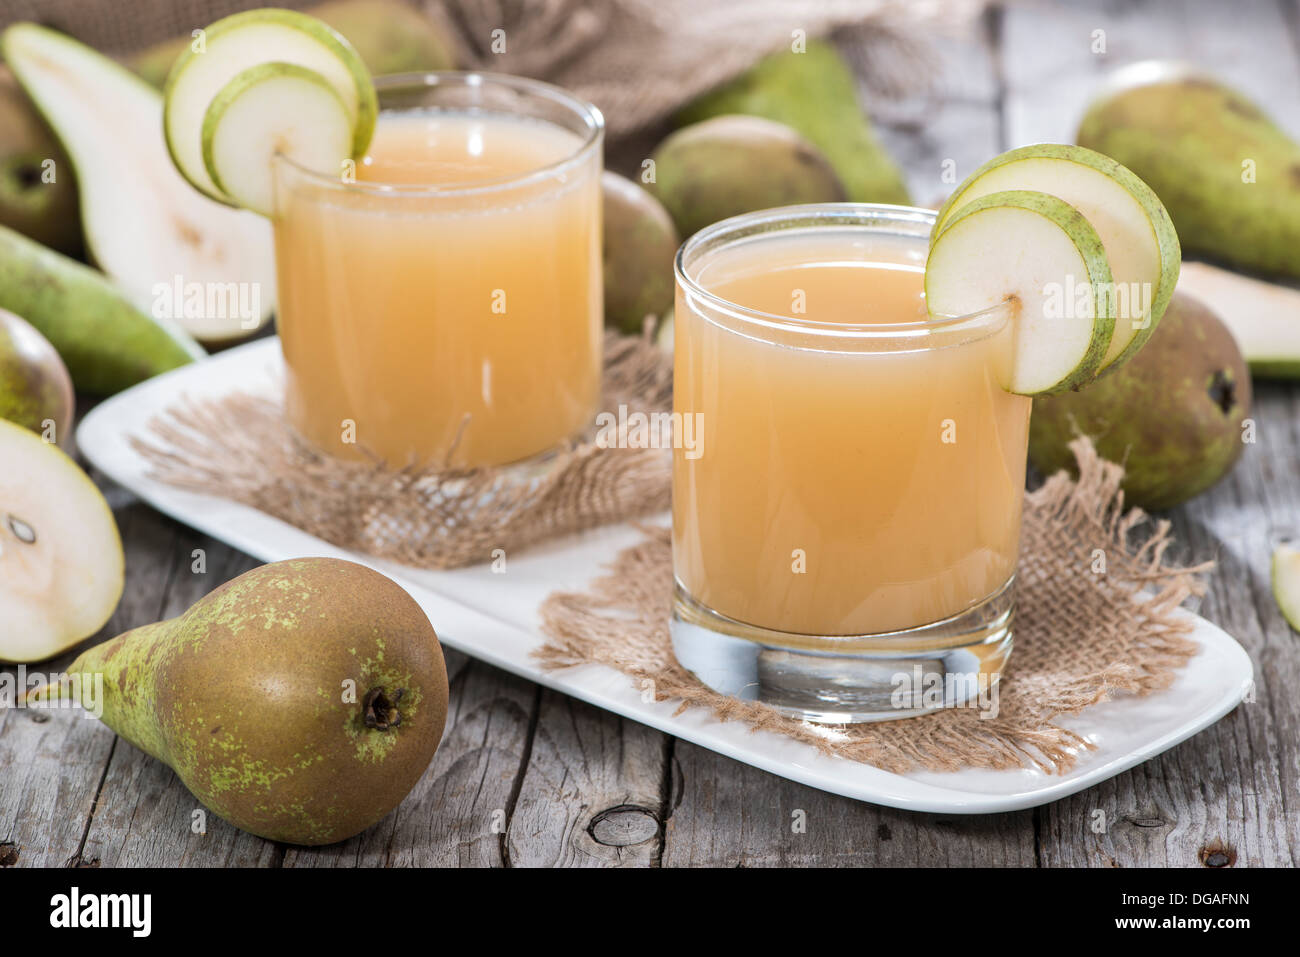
<box><xmin>536</xmin><ymin>438</ymin><xmax>1213</xmax><ymax>775</ymax></box>
<box><xmin>129</xmin><ymin>330</ymin><xmax>672</xmax><ymax>569</ymax></box>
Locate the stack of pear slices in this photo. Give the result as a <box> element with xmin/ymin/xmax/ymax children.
<box><xmin>163</xmin><ymin>8</ymin><xmax>378</xmax><ymax>216</ymax></box>
<box><xmin>926</xmin><ymin>144</ymin><xmax>1181</xmax><ymax>395</ymax></box>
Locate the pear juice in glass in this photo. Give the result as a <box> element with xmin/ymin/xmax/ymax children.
<box><xmin>671</xmin><ymin>205</ymin><xmax>1029</xmax><ymax>722</ymax></box>
<box><xmin>272</xmin><ymin>73</ymin><xmax>603</xmax><ymax>469</ymax></box>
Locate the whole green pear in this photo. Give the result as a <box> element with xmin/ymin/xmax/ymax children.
<box><xmin>0</xmin><ymin>307</ymin><xmax>73</xmax><ymax>446</ymax></box>
<box><xmin>648</xmin><ymin>115</ymin><xmax>846</xmax><ymax>239</ymax></box>
<box><xmin>1078</xmin><ymin>68</ymin><xmax>1300</xmax><ymax>277</ymax></box>
<box><xmin>1029</xmin><ymin>292</ymin><xmax>1251</xmax><ymax>510</ymax></box>
<box><xmin>677</xmin><ymin>40</ymin><xmax>911</xmax><ymax>205</ymax></box>
<box><xmin>602</xmin><ymin>172</ymin><xmax>678</xmax><ymax>334</ymax></box>
<box><xmin>32</xmin><ymin>558</ymin><xmax>449</xmax><ymax>846</ymax></box>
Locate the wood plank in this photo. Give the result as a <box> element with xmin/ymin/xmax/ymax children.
<box><xmin>663</xmin><ymin>743</ymin><xmax>1037</xmax><ymax>866</ymax></box>
<box><xmin>504</xmin><ymin>691</ymin><xmax>670</xmax><ymax>867</ymax></box>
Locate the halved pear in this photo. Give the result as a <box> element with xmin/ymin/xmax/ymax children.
<box><xmin>926</xmin><ymin>190</ymin><xmax>1115</xmax><ymax>396</ymax></box>
<box><xmin>1272</xmin><ymin>544</ymin><xmax>1300</xmax><ymax>633</ymax></box>
<box><xmin>1</xmin><ymin>23</ymin><xmax>277</xmax><ymax>344</ymax></box>
<box><xmin>0</xmin><ymin>418</ymin><xmax>124</xmax><ymax>663</ymax></box>
<box><xmin>164</xmin><ymin>8</ymin><xmax>377</xmax><ymax>203</ymax></box>
<box><xmin>203</xmin><ymin>63</ymin><xmax>355</xmax><ymax>217</ymax></box>
<box><xmin>1178</xmin><ymin>261</ymin><xmax>1300</xmax><ymax>379</ymax></box>
<box><xmin>935</xmin><ymin>144</ymin><xmax>1179</xmax><ymax>372</ymax></box>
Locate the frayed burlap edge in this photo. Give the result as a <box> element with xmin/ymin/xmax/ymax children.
<box><xmin>128</xmin><ymin>329</ymin><xmax>672</xmax><ymax>570</ymax></box>
<box><xmin>536</xmin><ymin>438</ymin><xmax>1212</xmax><ymax>776</ymax></box>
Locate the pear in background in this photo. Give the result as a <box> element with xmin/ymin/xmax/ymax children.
<box><xmin>649</xmin><ymin>115</ymin><xmax>846</xmax><ymax>239</ymax></box>
<box><xmin>0</xmin><ymin>308</ymin><xmax>73</xmax><ymax>446</ymax></box>
<box><xmin>677</xmin><ymin>40</ymin><xmax>911</xmax><ymax>206</ymax></box>
<box><xmin>1078</xmin><ymin>63</ymin><xmax>1300</xmax><ymax>278</ymax></box>
<box><xmin>0</xmin><ymin>71</ymin><xmax>80</xmax><ymax>256</ymax></box>
<box><xmin>1029</xmin><ymin>292</ymin><xmax>1251</xmax><ymax>511</ymax></box>
<box><xmin>602</xmin><ymin>172</ymin><xmax>678</xmax><ymax>334</ymax></box>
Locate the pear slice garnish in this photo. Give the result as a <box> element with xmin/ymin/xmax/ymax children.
<box><xmin>164</xmin><ymin>7</ymin><xmax>376</xmax><ymax>205</ymax></box>
<box><xmin>926</xmin><ymin>189</ymin><xmax>1115</xmax><ymax>396</ymax></box>
<box><xmin>203</xmin><ymin>62</ymin><xmax>355</xmax><ymax>217</ymax></box>
<box><xmin>936</xmin><ymin>144</ymin><xmax>1179</xmax><ymax>373</ymax></box>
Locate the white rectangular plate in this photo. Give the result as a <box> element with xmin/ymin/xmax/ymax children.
<box><xmin>77</xmin><ymin>338</ymin><xmax>1254</xmax><ymax>814</ymax></box>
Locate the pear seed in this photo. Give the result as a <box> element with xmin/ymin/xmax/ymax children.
<box><xmin>5</xmin><ymin>513</ymin><xmax>36</xmax><ymax>544</ymax></box>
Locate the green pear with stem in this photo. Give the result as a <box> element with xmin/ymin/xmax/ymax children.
<box><xmin>29</xmin><ymin>557</ymin><xmax>449</xmax><ymax>846</ymax></box>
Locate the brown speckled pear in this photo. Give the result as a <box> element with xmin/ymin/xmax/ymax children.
<box><xmin>1029</xmin><ymin>292</ymin><xmax>1251</xmax><ymax>510</ymax></box>
<box><xmin>30</xmin><ymin>558</ymin><xmax>448</xmax><ymax>846</ymax></box>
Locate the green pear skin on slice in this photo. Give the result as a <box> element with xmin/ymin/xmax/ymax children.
<box><xmin>1</xmin><ymin>23</ymin><xmax>278</xmax><ymax>344</ymax></box>
<box><xmin>926</xmin><ymin>190</ymin><xmax>1116</xmax><ymax>396</ymax></box>
<box><xmin>0</xmin><ymin>418</ymin><xmax>124</xmax><ymax>663</ymax></box>
<box><xmin>1272</xmin><ymin>544</ymin><xmax>1300</xmax><ymax>632</ymax></box>
<box><xmin>935</xmin><ymin>144</ymin><xmax>1180</xmax><ymax>373</ymax></box>
<box><xmin>164</xmin><ymin>8</ymin><xmax>377</xmax><ymax>202</ymax></box>
<box><xmin>1178</xmin><ymin>261</ymin><xmax>1300</xmax><ymax>379</ymax></box>
<box><xmin>203</xmin><ymin>62</ymin><xmax>355</xmax><ymax>217</ymax></box>
<box><xmin>0</xmin><ymin>224</ymin><xmax>203</xmax><ymax>395</ymax></box>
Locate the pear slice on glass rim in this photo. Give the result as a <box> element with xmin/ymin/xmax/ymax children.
<box><xmin>925</xmin><ymin>189</ymin><xmax>1116</xmax><ymax>396</ymax></box>
<box><xmin>935</xmin><ymin>143</ymin><xmax>1180</xmax><ymax>373</ymax></box>
<box><xmin>0</xmin><ymin>418</ymin><xmax>124</xmax><ymax>663</ymax></box>
<box><xmin>163</xmin><ymin>7</ymin><xmax>376</xmax><ymax>204</ymax></box>
<box><xmin>203</xmin><ymin>62</ymin><xmax>356</xmax><ymax>217</ymax></box>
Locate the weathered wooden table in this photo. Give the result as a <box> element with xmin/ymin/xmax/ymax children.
<box><xmin>3</xmin><ymin>0</ymin><xmax>1298</xmax><ymax>867</ymax></box>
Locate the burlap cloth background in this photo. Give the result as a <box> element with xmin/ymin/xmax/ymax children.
<box><xmin>538</xmin><ymin>437</ymin><xmax>1212</xmax><ymax>775</ymax></box>
<box><xmin>6</xmin><ymin>0</ymin><xmax>985</xmax><ymax>139</ymax></box>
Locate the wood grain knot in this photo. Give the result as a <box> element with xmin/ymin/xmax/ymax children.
<box><xmin>1199</xmin><ymin>842</ymin><xmax>1236</xmax><ymax>868</ymax></box>
<box><xmin>588</xmin><ymin>804</ymin><xmax>661</xmax><ymax>847</ymax></box>
<box><xmin>0</xmin><ymin>842</ymin><xmax>18</xmax><ymax>866</ymax></box>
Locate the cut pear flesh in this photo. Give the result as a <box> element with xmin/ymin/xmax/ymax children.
<box><xmin>164</xmin><ymin>8</ymin><xmax>377</xmax><ymax>202</ymax></box>
<box><xmin>1</xmin><ymin>23</ymin><xmax>277</xmax><ymax>344</ymax></box>
<box><xmin>1178</xmin><ymin>261</ymin><xmax>1300</xmax><ymax>379</ymax></box>
<box><xmin>935</xmin><ymin>144</ymin><xmax>1179</xmax><ymax>371</ymax></box>
<box><xmin>204</xmin><ymin>63</ymin><xmax>354</xmax><ymax>217</ymax></box>
<box><xmin>1272</xmin><ymin>544</ymin><xmax>1300</xmax><ymax>632</ymax></box>
<box><xmin>926</xmin><ymin>190</ymin><xmax>1115</xmax><ymax>396</ymax></box>
<box><xmin>0</xmin><ymin>419</ymin><xmax>124</xmax><ymax>663</ymax></box>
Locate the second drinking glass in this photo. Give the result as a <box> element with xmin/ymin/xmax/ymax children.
<box><xmin>672</xmin><ymin>204</ymin><xmax>1030</xmax><ymax>723</ymax></box>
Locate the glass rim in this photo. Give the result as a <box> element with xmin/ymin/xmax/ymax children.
<box><xmin>673</xmin><ymin>202</ymin><xmax>1013</xmax><ymax>340</ymax></box>
<box><xmin>272</xmin><ymin>70</ymin><xmax>604</xmax><ymax>197</ymax></box>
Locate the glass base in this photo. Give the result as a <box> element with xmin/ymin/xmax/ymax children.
<box><xmin>670</xmin><ymin>580</ymin><xmax>1014</xmax><ymax>724</ymax></box>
